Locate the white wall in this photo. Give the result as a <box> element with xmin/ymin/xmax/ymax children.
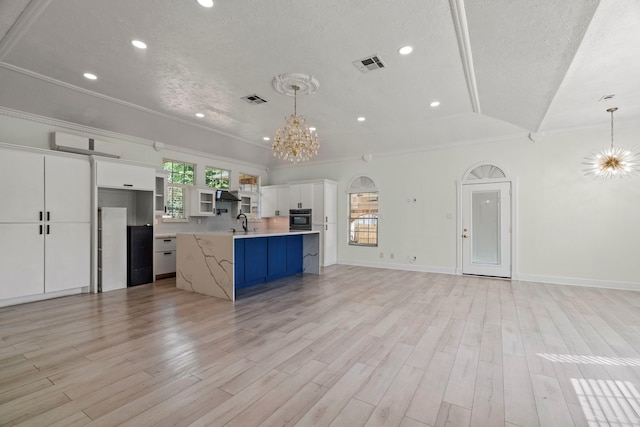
<box><xmin>270</xmin><ymin>122</ymin><xmax>640</xmax><ymax>289</ymax></box>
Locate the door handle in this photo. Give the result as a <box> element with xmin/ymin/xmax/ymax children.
<box><xmin>47</xmin><ymin>211</ymin><xmax>50</xmax><ymax>221</ymax></box>
<box><xmin>39</xmin><ymin>225</ymin><xmax>43</xmax><ymax>235</ymax></box>
<box><xmin>39</xmin><ymin>211</ymin><xmax>43</xmax><ymax>221</ymax></box>
<box><xmin>46</xmin><ymin>225</ymin><xmax>50</xmax><ymax>234</ymax></box>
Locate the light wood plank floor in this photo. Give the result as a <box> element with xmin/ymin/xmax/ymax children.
<box><xmin>2</xmin><ymin>265</ymin><xmax>640</xmax><ymax>426</ymax></box>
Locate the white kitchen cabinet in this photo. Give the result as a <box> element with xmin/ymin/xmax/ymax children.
<box><xmin>0</xmin><ymin>146</ymin><xmax>91</xmax><ymax>302</ymax></box>
<box><xmin>95</xmin><ymin>160</ymin><xmax>155</xmax><ymax>191</ymax></box>
<box><xmin>0</xmin><ymin>149</ymin><xmax>44</xmax><ymax>223</ymax></box>
<box><xmin>155</xmin><ymin>237</ymin><xmax>177</xmax><ymax>277</ymax></box>
<box><xmin>313</xmin><ymin>222</ymin><xmax>337</xmax><ymax>267</ymax></box>
<box><xmin>155</xmin><ymin>171</ymin><xmax>168</xmax><ymax>216</ymax></box>
<box><xmin>261</xmin><ymin>185</ymin><xmax>289</xmax><ymax>217</ymax></box>
<box><xmin>190</xmin><ymin>188</ymin><xmax>216</xmax><ymax>216</ymax></box>
<box><xmin>289</xmin><ymin>183</ymin><xmax>314</xmax><ymax>209</ymax></box>
<box><xmin>312</xmin><ymin>180</ymin><xmax>337</xmax><ymax>224</ymax></box>
<box><xmin>45</xmin><ymin>223</ymin><xmax>91</xmax><ymax>292</ymax></box>
<box><xmin>237</xmin><ymin>191</ymin><xmax>258</xmax><ymax>218</ymax></box>
<box><xmin>0</xmin><ymin>224</ymin><xmax>44</xmax><ymax>299</ymax></box>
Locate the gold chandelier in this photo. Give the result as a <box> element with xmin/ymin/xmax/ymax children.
<box><xmin>272</xmin><ymin>76</ymin><xmax>319</xmax><ymax>163</ymax></box>
<box><xmin>584</xmin><ymin>107</ymin><xmax>638</xmax><ymax>179</ymax></box>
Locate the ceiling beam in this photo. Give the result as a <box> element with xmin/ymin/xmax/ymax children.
<box><xmin>449</xmin><ymin>0</ymin><xmax>481</xmax><ymax>115</ymax></box>
<box><xmin>0</xmin><ymin>0</ymin><xmax>53</xmax><ymax>61</ymax></box>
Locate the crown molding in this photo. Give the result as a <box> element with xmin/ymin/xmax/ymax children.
<box><xmin>0</xmin><ymin>106</ymin><xmax>268</xmax><ymax>171</ymax></box>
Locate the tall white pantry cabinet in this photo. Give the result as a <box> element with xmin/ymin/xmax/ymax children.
<box><xmin>0</xmin><ymin>144</ymin><xmax>90</xmax><ymax>301</ymax></box>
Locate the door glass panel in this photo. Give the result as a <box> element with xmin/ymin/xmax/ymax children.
<box><xmin>472</xmin><ymin>190</ymin><xmax>500</xmax><ymax>265</ymax></box>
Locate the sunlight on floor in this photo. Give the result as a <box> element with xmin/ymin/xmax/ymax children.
<box><xmin>537</xmin><ymin>353</ymin><xmax>640</xmax><ymax>367</ymax></box>
<box><xmin>571</xmin><ymin>378</ymin><xmax>640</xmax><ymax>427</ymax></box>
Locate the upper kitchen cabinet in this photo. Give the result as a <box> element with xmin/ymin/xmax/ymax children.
<box><xmin>0</xmin><ymin>148</ymin><xmax>44</xmax><ymax>223</ymax></box>
<box><xmin>155</xmin><ymin>170</ymin><xmax>169</xmax><ymax>216</ymax></box>
<box><xmin>190</xmin><ymin>188</ymin><xmax>216</xmax><ymax>216</ymax></box>
<box><xmin>261</xmin><ymin>185</ymin><xmax>289</xmax><ymax>217</ymax></box>
<box><xmin>95</xmin><ymin>159</ymin><xmax>155</xmax><ymax>191</ymax></box>
<box><xmin>237</xmin><ymin>191</ymin><xmax>258</xmax><ymax>218</ymax></box>
<box><xmin>313</xmin><ymin>180</ymin><xmax>337</xmax><ymax>224</ymax></box>
<box><xmin>289</xmin><ymin>183</ymin><xmax>314</xmax><ymax>209</ymax></box>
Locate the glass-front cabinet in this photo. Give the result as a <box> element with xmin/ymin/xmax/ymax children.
<box><xmin>189</xmin><ymin>188</ymin><xmax>216</xmax><ymax>216</ymax></box>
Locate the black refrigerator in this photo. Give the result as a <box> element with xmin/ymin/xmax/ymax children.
<box><xmin>127</xmin><ymin>225</ymin><xmax>153</xmax><ymax>286</ymax></box>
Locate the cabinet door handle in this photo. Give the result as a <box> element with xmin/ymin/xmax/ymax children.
<box><xmin>326</xmin><ymin>216</ymin><xmax>328</xmax><ymax>222</ymax></box>
<box><xmin>39</xmin><ymin>211</ymin><xmax>43</xmax><ymax>221</ymax></box>
<box><xmin>39</xmin><ymin>225</ymin><xmax>43</xmax><ymax>235</ymax></box>
<box><xmin>164</xmin><ymin>252</ymin><xmax>172</xmax><ymax>255</ymax></box>
<box><xmin>123</xmin><ymin>184</ymin><xmax>133</xmax><ymax>187</ymax></box>
<box><xmin>164</xmin><ymin>206</ymin><xmax>167</xmax><ymax>213</ymax></box>
<box><xmin>163</xmin><ymin>239</ymin><xmax>172</xmax><ymax>242</ymax></box>
<box><xmin>325</xmin><ymin>225</ymin><xmax>328</xmax><ymax>231</ymax></box>
<box><xmin>47</xmin><ymin>211</ymin><xmax>50</xmax><ymax>221</ymax></box>
<box><xmin>46</xmin><ymin>225</ymin><xmax>50</xmax><ymax>234</ymax></box>
<box><xmin>275</xmin><ymin>210</ymin><xmax>279</xmax><ymax>216</ymax></box>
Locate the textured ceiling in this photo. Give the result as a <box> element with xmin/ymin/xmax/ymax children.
<box><xmin>0</xmin><ymin>0</ymin><xmax>636</xmax><ymax>168</ymax></box>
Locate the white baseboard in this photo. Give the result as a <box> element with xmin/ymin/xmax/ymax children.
<box><xmin>337</xmin><ymin>260</ymin><xmax>639</xmax><ymax>292</ymax></box>
<box><xmin>0</xmin><ymin>287</ymin><xmax>87</xmax><ymax>308</ymax></box>
<box><xmin>338</xmin><ymin>259</ymin><xmax>457</xmax><ymax>275</ymax></box>
<box><xmin>517</xmin><ymin>274</ymin><xmax>640</xmax><ymax>292</ymax></box>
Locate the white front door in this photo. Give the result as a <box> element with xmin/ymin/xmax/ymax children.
<box><xmin>462</xmin><ymin>182</ymin><xmax>511</xmax><ymax>278</ymax></box>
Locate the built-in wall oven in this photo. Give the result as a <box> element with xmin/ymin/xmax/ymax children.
<box><xmin>290</xmin><ymin>209</ymin><xmax>312</xmax><ymax>230</ymax></box>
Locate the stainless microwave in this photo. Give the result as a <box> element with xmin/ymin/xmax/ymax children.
<box><xmin>289</xmin><ymin>209</ymin><xmax>312</xmax><ymax>230</ymax></box>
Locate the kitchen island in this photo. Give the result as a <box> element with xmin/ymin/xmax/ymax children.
<box><xmin>176</xmin><ymin>230</ymin><xmax>320</xmax><ymax>301</ymax></box>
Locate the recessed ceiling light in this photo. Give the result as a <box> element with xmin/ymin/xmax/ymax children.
<box><xmin>309</xmin><ymin>127</ymin><xmax>316</xmax><ymax>132</ymax></box>
<box><xmin>263</xmin><ymin>137</ymin><xmax>270</xmax><ymax>141</ymax></box>
<box><xmin>83</xmin><ymin>73</ymin><xmax>97</xmax><ymax>80</ymax></box>
<box><xmin>357</xmin><ymin>117</ymin><xmax>366</xmax><ymax>122</ymax></box>
<box><xmin>197</xmin><ymin>0</ymin><xmax>214</xmax><ymax>7</ymax></box>
<box><xmin>398</xmin><ymin>46</ymin><xmax>413</xmax><ymax>55</ymax></box>
<box><xmin>195</xmin><ymin>113</ymin><xmax>205</xmax><ymax>118</ymax></box>
<box><xmin>430</xmin><ymin>101</ymin><xmax>440</xmax><ymax>107</ymax></box>
<box><xmin>131</xmin><ymin>40</ymin><xmax>147</xmax><ymax>49</ymax></box>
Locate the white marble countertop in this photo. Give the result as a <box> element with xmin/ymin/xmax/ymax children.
<box><xmin>176</xmin><ymin>230</ymin><xmax>319</xmax><ymax>239</ymax></box>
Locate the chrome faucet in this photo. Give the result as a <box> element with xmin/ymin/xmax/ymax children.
<box><xmin>236</xmin><ymin>212</ymin><xmax>248</xmax><ymax>232</ymax></box>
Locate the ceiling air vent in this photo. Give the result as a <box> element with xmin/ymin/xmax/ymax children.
<box><xmin>241</xmin><ymin>94</ymin><xmax>268</xmax><ymax>104</ymax></box>
<box><xmin>352</xmin><ymin>54</ymin><xmax>386</xmax><ymax>73</ymax></box>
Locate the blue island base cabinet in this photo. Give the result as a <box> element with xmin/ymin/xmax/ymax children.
<box><xmin>234</xmin><ymin>235</ymin><xmax>304</xmax><ymax>290</ymax></box>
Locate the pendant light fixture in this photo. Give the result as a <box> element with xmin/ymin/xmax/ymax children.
<box><xmin>272</xmin><ymin>73</ymin><xmax>320</xmax><ymax>163</ymax></box>
<box><xmin>584</xmin><ymin>107</ymin><xmax>638</xmax><ymax>179</ymax></box>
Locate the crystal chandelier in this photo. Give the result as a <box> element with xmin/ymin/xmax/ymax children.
<box><xmin>272</xmin><ymin>75</ymin><xmax>319</xmax><ymax>163</ymax></box>
<box><xmin>584</xmin><ymin>107</ymin><xmax>638</xmax><ymax>179</ymax></box>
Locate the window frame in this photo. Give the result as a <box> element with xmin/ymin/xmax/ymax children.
<box><xmin>348</xmin><ymin>191</ymin><xmax>379</xmax><ymax>247</ymax></box>
<box><xmin>205</xmin><ymin>166</ymin><xmax>231</xmax><ymax>189</ymax></box>
<box><xmin>162</xmin><ymin>159</ymin><xmax>196</xmax><ymax>222</ymax></box>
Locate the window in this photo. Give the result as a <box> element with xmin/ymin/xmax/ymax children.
<box><xmin>163</xmin><ymin>160</ymin><xmax>195</xmax><ymax>220</ymax></box>
<box><xmin>348</xmin><ymin>176</ymin><xmax>378</xmax><ymax>247</ymax></box>
<box><xmin>349</xmin><ymin>193</ymin><xmax>378</xmax><ymax>246</ymax></box>
<box><xmin>205</xmin><ymin>167</ymin><xmax>230</xmax><ymax>189</ymax></box>
<box><xmin>238</xmin><ymin>173</ymin><xmax>259</xmax><ymax>192</ymax></box>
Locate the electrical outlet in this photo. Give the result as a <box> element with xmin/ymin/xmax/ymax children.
<box><xmin>380</xmin><ymin>252</ymin><xmax>384</xmax><ymax>258</ymax></box>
